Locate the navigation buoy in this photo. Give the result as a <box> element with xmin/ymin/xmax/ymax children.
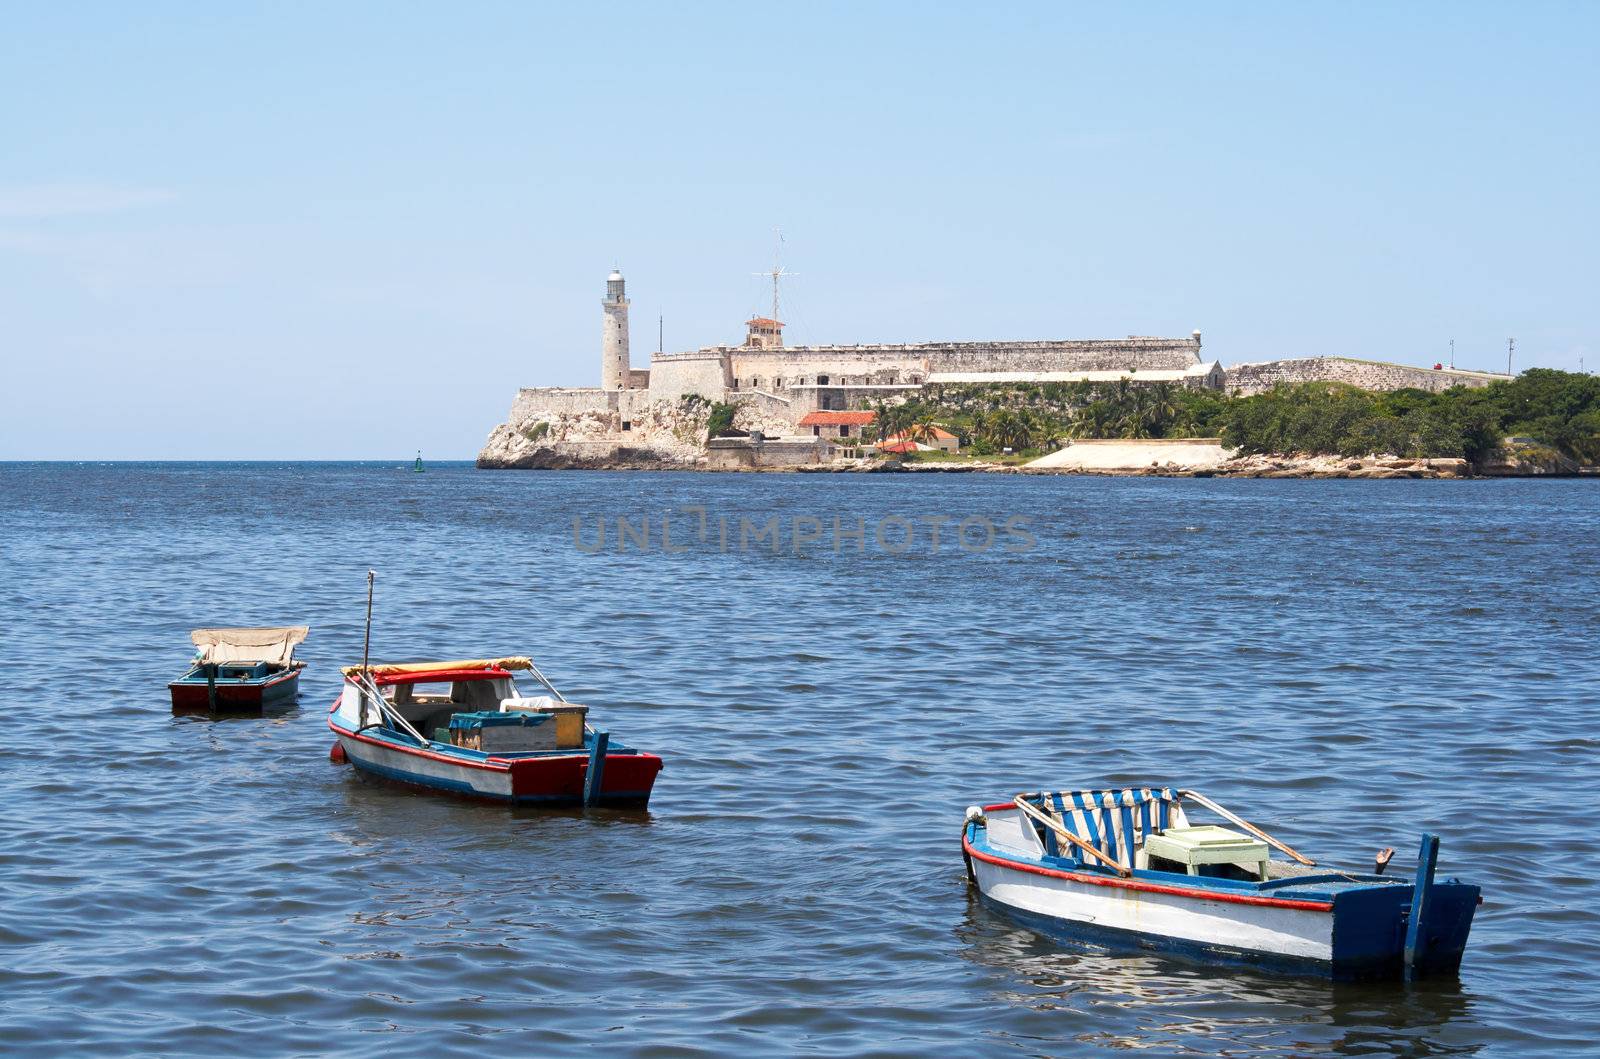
<box><xmin>329</xmin><ymin>742</ymin><xmax>348</xmax><ymax>764</ymax></box>
<box><xmin>413</xmin><ymin>449</ymin><xmax>425</xmax><ymax>473</ymax></box>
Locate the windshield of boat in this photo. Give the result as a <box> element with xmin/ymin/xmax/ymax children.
<box><xmin>385</xmin><ymin>676</ymin><xmax>517</xmax><ymax>709</ymax></box>
<box><xmin>368</xmin><ymin>673</ymin><xmax>522</xmax><ymax>741</ymax></box>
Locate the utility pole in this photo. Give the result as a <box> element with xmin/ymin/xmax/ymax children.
<box><xmin>658</xmin><ymin>314</ymin><xmax>663</xmax><ymax>353</ymax></box>
<box><xmin>1449</xmin><ymin>338</ymin><xmax>1455</xmax><ymax>370</ymax></box>
<box><xmin>1507</xmin><ymin>337</ymin><xmax>1515</xmax><ymax>377</ymax></box>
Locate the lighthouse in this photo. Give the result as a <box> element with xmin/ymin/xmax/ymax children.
<box><xmin>601</xmin><ymin>269</ymin><xmax>630</xmax><ymax>390</ymax></box>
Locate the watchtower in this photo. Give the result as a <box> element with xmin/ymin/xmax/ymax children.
<box><xmin>744</xmin><ymin>316</ymin><xmax>784</xmax><ymax>348</ymax></box>
<box><xmin>601</xmin><ymin>270</ymin><xmax>630</xmax><ymax>390</ymax></box>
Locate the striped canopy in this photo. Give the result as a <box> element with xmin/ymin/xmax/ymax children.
<box><xmin>1021</xmin><ymin>788</ymin><xmax>1188</xmax><ymax>870</ymax></box>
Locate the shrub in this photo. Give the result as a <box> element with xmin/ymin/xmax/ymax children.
<box><xmin>705</xmin><ymin>402</ymin><xmax>738</xmax><ymax>437</ymax></box>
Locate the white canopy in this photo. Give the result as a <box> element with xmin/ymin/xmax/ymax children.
<box><xmin>190</xmin><ymin>626</ymin><xmax>309</xmax><ymax>666</ymax></box>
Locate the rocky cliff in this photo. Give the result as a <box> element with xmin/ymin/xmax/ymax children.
<box><xmin>476</xmin><ymin>394</ymin><xmax>793</xmax><ymax>470</ymax></box>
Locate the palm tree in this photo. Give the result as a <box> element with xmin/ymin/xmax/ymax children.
<box><xmin>861</xmin><ymin>397</ymin><xmax>904</xmax><ymax>443</ymax></box>
<box><xmin>862</xmin><ymin>398</ymin><xmax>917</xmax><ymax>448</ymax></box>
<box><xmin>1147</xmin><ymin>383</ymin><xmax>1180</xmax><ymax>437</ymax></box>
<box><xmin>1078</xmin><ymin>400</ymin><xmax>1114</xmax><ymax>439</ymax></box>
<box><xmin>909</xmin><ymin>412</ymin><xmax>943</xmax><ymax>446</ymax></box>
<box><xmin>979</xmin><ymin>408</ymin><xmax>1033</xmax><ymax>451</ymax></box>
<box><xmin>887</xmin><ymin>404</ymin><xmax>918</xmax><ymax>443</ymax></box>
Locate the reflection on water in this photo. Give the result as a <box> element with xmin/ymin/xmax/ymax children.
<box><xmin>958</xmin><ymin>891</ymin><xmax>1483</xmax><ymax>1055</ymax></box>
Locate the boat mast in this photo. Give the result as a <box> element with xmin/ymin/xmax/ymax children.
<box><xmin>361</xmin><ymin>570</ymin><xmax>375</xmax><ymax>672</ymax></box>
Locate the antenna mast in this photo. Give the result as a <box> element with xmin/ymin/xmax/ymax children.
<box><xmin>753</xmin><ymin>227</ymin><xmax>795</xmax><ymax>323</ymax></box>
<box><xmin>1507</xmin><ymin>337</ymin><xmax>1515</xmax><ymax>377</ymax></box>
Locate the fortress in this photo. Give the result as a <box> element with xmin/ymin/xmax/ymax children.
<box><xmin>478</xmin><ymin>270</ymin><xmax>1508</xmax><ymax>469</ymax></box>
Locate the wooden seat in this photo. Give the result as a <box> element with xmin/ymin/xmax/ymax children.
<box><xmin>1144</xmin><ymin>825</ymin><xmax>1270</xmax><ymax>881</ymax></box>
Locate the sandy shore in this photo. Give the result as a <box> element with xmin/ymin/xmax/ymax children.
<box><xmin>798</xmin><ymin>453</ymin><xmax>1473</xmax><ymax>478</ymax></box>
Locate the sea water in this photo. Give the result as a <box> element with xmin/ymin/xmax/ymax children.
<box><xmin>1</xmin><ymin>462</ymin><xmax>1596</xmax><ymax>1056</ymax></box>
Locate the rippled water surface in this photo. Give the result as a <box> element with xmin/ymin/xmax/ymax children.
<box><xmin>2</xmin><ymin>462</ymin><xmax>1598</xmax><ymax>1056</ymax></box>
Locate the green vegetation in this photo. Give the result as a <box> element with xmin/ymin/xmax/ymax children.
<box><xmin>890</xmin><ymin>448</ymin><xmax>1034</xmax><ymax>466</ymax></box>
<box><xmin>857</xmin><ymin>370</ymin><xmax>1600</xmax><ymax>464</ymax></box>
<box><xmin>863</xmin><ymin>382</ymin><xmax>1226</xmax><ymax>458</ymax></box>
<box><xmin>520</xmin><ymin>421</ymin><xmax>551</xmax><ymax>443</ymax></box>
<box><xmin>1221</xmin><ymin>370</ymin><xmax>1600</xmax><ymax>461</ymax></box>
<box><xmin>705</xmin><ymin>401</ymin><xmax>739</xmax><ymax>438</ymax></box>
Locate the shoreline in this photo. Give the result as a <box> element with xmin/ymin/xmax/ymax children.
<box><xmin>476</xmin><ymin>452</ymin><xmax>1598</xmax><ymax>479</ymax></box>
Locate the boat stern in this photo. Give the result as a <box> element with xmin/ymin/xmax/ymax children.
<box><xmin>1330</xmin><ymin>878</ymin><xmax>1479</xmax><ymax>981</ymax></box>
<box><xmin>501</xmin><ymin>749</ymin><xmax>664</xmax><ymax>808</ymax></box>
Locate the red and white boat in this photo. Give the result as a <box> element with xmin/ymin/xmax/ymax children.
<box><xmin>329</xmin><ymin>657</ymin><xmax>663</xmax><ymax>808</ymax></box>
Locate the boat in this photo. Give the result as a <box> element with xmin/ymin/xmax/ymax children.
<box><xmin>962</xmin><ymin>787</ymin><xmax>1480</xmax><ymax>981</ymax></box>
<box><xmin>169</xmin><ymin>626</ymin><xmax>308</xmax><ymax>714</ymax></box>
<box><xmin>328</xmin><ymin>657</ymin><xmax>664</xmax><ymax>808</ymax></box>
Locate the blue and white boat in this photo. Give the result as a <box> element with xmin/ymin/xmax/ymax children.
<box><xmin>963</xmin><ymin>787</ymin><xmax>1480</xmax><ymax>981</ymax></box>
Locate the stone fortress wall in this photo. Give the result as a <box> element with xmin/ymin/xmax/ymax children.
<box><xmin>478</xmin><ymin>269</ymin><xmax>1522</xmax><ymax>470</ymax></box>
<box><xmin>718</xmin><ymin>336</ymin><xmax>1205</xmax><ymax>391</ymax></box>
<box><xmin>647</xmin><ymin>351</ymin><xmax>733</xmax><ymax>402</ymax></box>
<box><xmin>926</xmin><ymin>337</ymin><xmax>1203</xmax><ymax>374</ymax></box>
<box><xmin>1225</xmin><ymin>356</ymin><xmax>1508</xmax><ymax>396</ymax></box>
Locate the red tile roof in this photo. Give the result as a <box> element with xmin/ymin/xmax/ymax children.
<box><xmin>746</xmin><ymin>317</ymin><xmax>783</xmax><ymax>328</ymax></box>
<box><xmin>878</xmin><ymin>440</ymin><xmax>919</xmax><ymax>453</ymax></box>
<box><xmin>882</xmin><ymin>427</ymin><xmax>957</xmax><ymax>443</ymax></box>
<box><xmin>797</xmin><ymin>411</ymin><xmax>876</xmax><ymax>427</ymax></box>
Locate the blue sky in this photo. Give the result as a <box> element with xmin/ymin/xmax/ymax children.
<box><xmin>2</xmin><ymin>2</ymin><xmax>1596</xmax><ymax>458</ymax></box>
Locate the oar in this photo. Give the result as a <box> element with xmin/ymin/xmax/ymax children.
<box><xmin>1013</xmin><ymin>796</ymin><xmax>1132</xmax><ymax>877</ymax></box>
<box><xmin>1178</xmin><ymin>789</ymin><xmax>1317</xmax><ymax>867</ymax></box>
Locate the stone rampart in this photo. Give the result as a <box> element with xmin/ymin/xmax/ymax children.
<box><xmin>785</xmin><ymin>383</ymin><xmax>920</xmax><ymax>416</ymax></box>
<box><xmin>648</xmin><ymin>352</ymin><xmax>731</xmax><ymax>401</ymax></box>
<box><xmin>1225</xmin><ymin>357</ymin><xmax>1507</xmax><ymax>396</ymax></box>
<box><xmin>926</xmin><ymin>337</ymin><xmax>1201</xmax><ymax>374</ymax></box>
<box><xmin>703</xmin><ymin>336</ymin><xmax>1204</xmax><ymax>390</ymax></box>
<box><xmin>735</xmin><ymin>390</ymin><xmax>795</xmax><ymax>418</ymax></box>
<box><xmin>705</xmin><ymin>436</ymin><xmax>829</xmax><ymax>470</ymax></box>
<box><xmin>509</xmin><ymin>387</ymin><xmax>617</xmax><ymax>420</ymax></box>
<box><xmin>728</xmin><ymin>347</ymin><xmax>925</xmax><ymax>388</ymax></box>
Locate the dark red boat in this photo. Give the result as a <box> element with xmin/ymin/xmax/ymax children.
<box><xmin>169</xmin><ymin>626</ymin><xmax>308</xmax><ymax>714</ymax></box>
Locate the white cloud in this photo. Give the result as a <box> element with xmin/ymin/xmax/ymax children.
<box><xmin>0</xmin><ymin>183</ymin><xmax>176</xmax><ymax>219</ymax></box>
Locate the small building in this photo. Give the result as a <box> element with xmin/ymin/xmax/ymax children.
<box><xmin>879</xmin><ymin>426</ymin><xmax>960</xmax><ymax>454</ymax></box>
<box><xmin>744</xmin><ymin>317</ymin><xmax>784</xmax><ymax>349</ymax></box>
<box><xmin>797</xmin><ymin>410</ymin><xmax>875</xmax><ymax>440</ymax></box>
